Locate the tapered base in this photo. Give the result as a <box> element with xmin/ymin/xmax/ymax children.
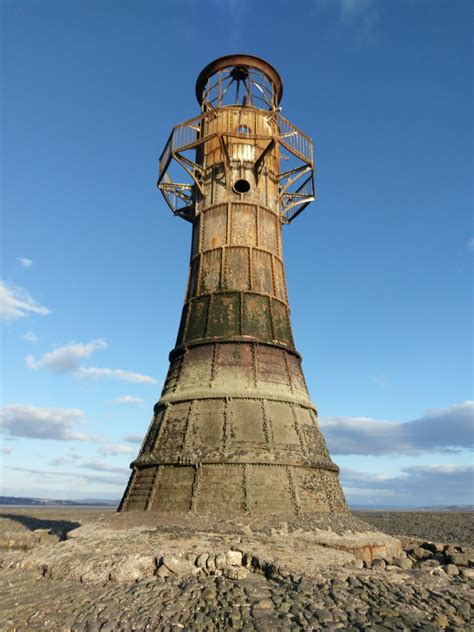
<box><xmin>119</xmin><ymin>462</ymin><xmax>347</xmax><ymax>515</ymax></box>
<box><xmin>119</xmin><ymin>343</ymin><xmax>349</xmax><ymax>517</ymax></box>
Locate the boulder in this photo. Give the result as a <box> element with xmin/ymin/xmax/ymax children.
<box><xmin>109</xmin><ymin>554</ymin><xmax>155</xmax><ymax>582</ymax></box>
<box><xmin>162</xmin><ymin>554</ymin><xmax>195</xmax><ymax>577</ymax></box>
<box><xmin>225</xmin><ymin>550</ymin><xmax>243</xmax><ymax>566</ymax></box>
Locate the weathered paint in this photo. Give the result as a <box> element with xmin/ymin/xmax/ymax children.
<box><xmin>119</xmin><ymin>56</ymin><xmax>348</xmax><ymax>516</ymax></box>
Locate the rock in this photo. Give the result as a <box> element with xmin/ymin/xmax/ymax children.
<box><xmin>445</xmin><ymin>564</ymin><xmax>459</xmax><ymax>576</ymax></box>
<box><xmin>195</xmin><ymin>553</ymin><xmax>209</xmax><ymax>568</ymax></box>
<box><xmin>315</xmin><ymin>609</ymin><xmax>333</xmax><ymax>623</ymax></box>
<box><xmin>80</xmin><ymin>564</ymin><xmax>113</xmax><ymax>583</ymax></box>
<box><xmin>393</xmin><ymin>557</ymin><xmax>413</xmax><ymax>570</ymax></box>
<box><xmin>445</xmin><ymin>553</ymin><xmax>468</xmax><ymax>567</ymax></box>
<box><xmin>224</xmin><ymin>567</ymin><xmax>249</xmax><ymax>580</ymax></box>
<box><xmin>460</xmin><ymin>568</ymin><xmax>474</xmax><ymax>579</ymax></box>
<box><xmin>346</xmin><ymin>576</ymin><xmax>360</xmax><ymax>587</ymax></box>
<box><xmin>372</xmin><ymin>559</ymin><xmax>386</xmax><ymax>570</ymax></box>
<box><xmin>411</xmin><ymin>547</ymin><xmax>431</xmax><ymax>560</ymax></box>
<box><xmin>162</xmin><ymin>554</ymin><xmax>195</xmax><ymax>577</ymax></box>
<box><xmin>225</xmin><ymin>551</ymin><xmax>243</xmax><ymax>566</ymax></box>
<box><xmin>206</xmin><ymin>556</ymin><xmax>216</xmax><ymax>572</ymax></box>
<box><xmin>108</xmin><ymin>554</ymin><xmax>155</xmax><ymax>582</ymax></box>
<box><xmin>156</xmin><ymin>564</ymin><xmax>171</xmax><ymax>578</ymax></box>
<box><xmin>420</xmin><ymin>560</ymin><xmax>440</xmax><ymax>572</ymax></box>
<box><xmin>252</xmin><ymin>599</ymin><xmax>273</xmax><ymax>610</ymax></box>
<box><xmin>435</xmin><ymin>614</ymin><xmax>449</xmax><ymax>628</ymax></box>
<box><xmin>378</xmin><ymin>608</ymin><xmax>399</xmax><ymax>617</ymax></box>
<box><xmin>201</xmin><ymin>587</ymin><xmax>215</xmax><ymax>599</ymax></box>
<box><xmin>421</xmin><ymin>542</ymin><xmax>444</xmax><ymax>554</ymax></box>
<box><xmin>215</xmin><ymin>553</ymin><xmax>226</xmax><ymax>570</ymax></box>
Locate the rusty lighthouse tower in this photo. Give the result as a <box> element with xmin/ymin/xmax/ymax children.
<box><xmin>119</xmin><ymin>55</ymin><xmax>348</xmax><ymax>517</ymax></box>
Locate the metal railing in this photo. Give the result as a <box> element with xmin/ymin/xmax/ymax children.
<box><xmin>158</xmin><ymin>107</ymin><xmax>315</xmax><ymax>222</ymax></box>
<box><xmin>276</xmin><ymin>113</ymin><xmax>313</xmax><ymax>165</ymax></box>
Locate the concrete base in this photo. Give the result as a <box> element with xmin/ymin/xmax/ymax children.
<box><xmin>1</xmin><ymin>512</ymin><xmax>401</xmax><ymax>583</ymax></box>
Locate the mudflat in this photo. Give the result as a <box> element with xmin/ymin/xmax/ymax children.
<box><xmin>0</xmin><ymin>507</ymin><xmax>473</xmax><ymax>631</ymax></box>
<box><xmin>353</xmin><ymin>511</ymin><xmax>473</xmax><ymax>548</ymax></box>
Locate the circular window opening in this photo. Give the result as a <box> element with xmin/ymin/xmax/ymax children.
<box><xmin>233</xmin><ymin>178</ymin><xmax>251</xmax><ymax>194</ymax></box>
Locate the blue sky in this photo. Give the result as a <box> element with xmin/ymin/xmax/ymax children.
<box><xmin>1</xmin><ymin>0</ymin><xmax>472</xmax><ymax>506</ymax></box>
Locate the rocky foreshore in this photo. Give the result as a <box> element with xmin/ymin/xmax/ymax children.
<box><xmin>0</xmin><ymin>508</ymin><xmax>473</xmax><ymax>631</ymax></box>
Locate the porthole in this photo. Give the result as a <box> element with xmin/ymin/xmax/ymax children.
<box><xmin>233</xmin><ymin>179</ymin><xmax>251</xmax><ymax>194</ymax></box>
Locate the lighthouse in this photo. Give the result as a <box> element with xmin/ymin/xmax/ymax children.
<box><xmin>119</xmin><ymin>55</ymin><xmax>348</xmax><ymax>517</ymax></box>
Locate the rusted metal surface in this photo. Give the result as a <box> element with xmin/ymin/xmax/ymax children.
<box><xmin>120</xmin><ymin>55</ymin><xmax>348</xmax><ymax>517</ymax></box>
<box><xmin>157</xmin><ymin>107</ymin><xmax>314</xmax><ymax>223</ymax></box>
<box><xmin>195</xmin><ymin>54</ymin><xmax>283</xmax><ymax>106</ymax></box>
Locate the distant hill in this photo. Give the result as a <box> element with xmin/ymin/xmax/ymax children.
<box><xmin>1</xmin><ymin>496</ymin><xmax>472</xmax><ymax>511</ymax></box>
<box><xmin>0</xmin><ymin>496</ymin><xmax>118</xmax><ymax>507</ymax></box>
<box><xmin>350</xmin><ymin>504</ymin><xmax>474</xmax><ymax>512</ymax></box>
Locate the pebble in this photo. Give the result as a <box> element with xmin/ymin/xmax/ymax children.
<box><xmin>445</xmin><ymin>564</ymin><xmax>459</xmax><ymax>576</ymax></box>
<box><xmin>2</xmin><ymin>517</ymin><xmax>473</xmax><ymax>631</ymax></box>
<box><xmin>372</xmin><ymin>559</ymin><xmax>386</xmax><ymax>570</ymax></box>
<box><xmin>445</xmin><ymin>553</ymin><xmax>468</xmax><ymax>566</ymax></box>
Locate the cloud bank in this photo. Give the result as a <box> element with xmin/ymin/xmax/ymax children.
<box><xmin>320</xmin><ymin>401</ymin><xmax>473</xmax><ymax>455</ymax></box>
<box><xmin>123</xmin><ymin>434</ymin><xmax>143</xmax><ymax>444</ymax></box>
<box><xmin>12</xmin><ymin>466</ymin><xmax>127</xmax><ymax>487</ymax></box>
<box><xmin>99</xmin><ymin>444</ymin><xmax>135</xmax><ymax>456</ymax></box>
<box><xmin>0</xmin><ymin>404</ymin><xmax>95</xmax><ymax>441</ymax></box>
<box><xmin>342</xmin><ymin>464</ymin><xmax>474</xmax><ymax>506</ymax></box>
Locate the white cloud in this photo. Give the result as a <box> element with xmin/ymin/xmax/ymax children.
<box><xmin>115</xmin><ymin>395</ymin><xmax>145</xmax><ymax>405</ymax></box>
<box><xmin>22</xmin><ymin>330</ymin><xmax>39</xmax><ymax>344</ymax></box>
<box><xmin>78</xmin><ymin>367</ymin><xmax>156</xmax><ymax>384</ymax></box>
<box><xmin>81</xmin><ymin>459</ymin><xmax>130</xmax><ymax>475</ymax></box>
<box><xmin>342</xmin><ymin>464</ymin><xmax>474</xmax><ymax>506</ymax></box>
<box><xmin>98</xmin><ymin>444</ymin><xmax>135</xmax><ymax>456</ymax></box>
<box><xmin>18</xmin><ymin>257</ymin><xmax>33</xmax><ymax>268</ymax></box>
<box><xmin>0</xmin><ymin>281</ymin><xmax>50</xmax><ymax>321</ymax></box>
<box><xmin>0</xmin><ymin>404</ymin><xmax>95</xmax><ymax>441</ymax></box>
<box><xmin>26</xmin><ymin>339</ymin><xmax>107</xmax><ymax>373</ymax></box>
<box><xmin>49</xmin><ymin>456</ymin><xmax>80</xmax><ymax>466</ymax></box>
<box><xmin>123</xmin><ymin>434</ymin><xmax>143</xmax><ymax>444</ymax></box>
<box><xmin>11</xmin><ymin>466</ymin><xmax>126</xmax><ymax>487</ymax></box>
<box><xmin>320</xmin><ymin>401</ymin><xmax>474</xmax><ymax>455</ymax></box>
<box><xmin>1</xmin><ymin>446</ymin><xmax>15</xmax><ymax>455</ymax></box>
<box><xmin>26</xmin><ymin>339</ymin><xmax>156</xmax><ymax>384</ymax></box>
